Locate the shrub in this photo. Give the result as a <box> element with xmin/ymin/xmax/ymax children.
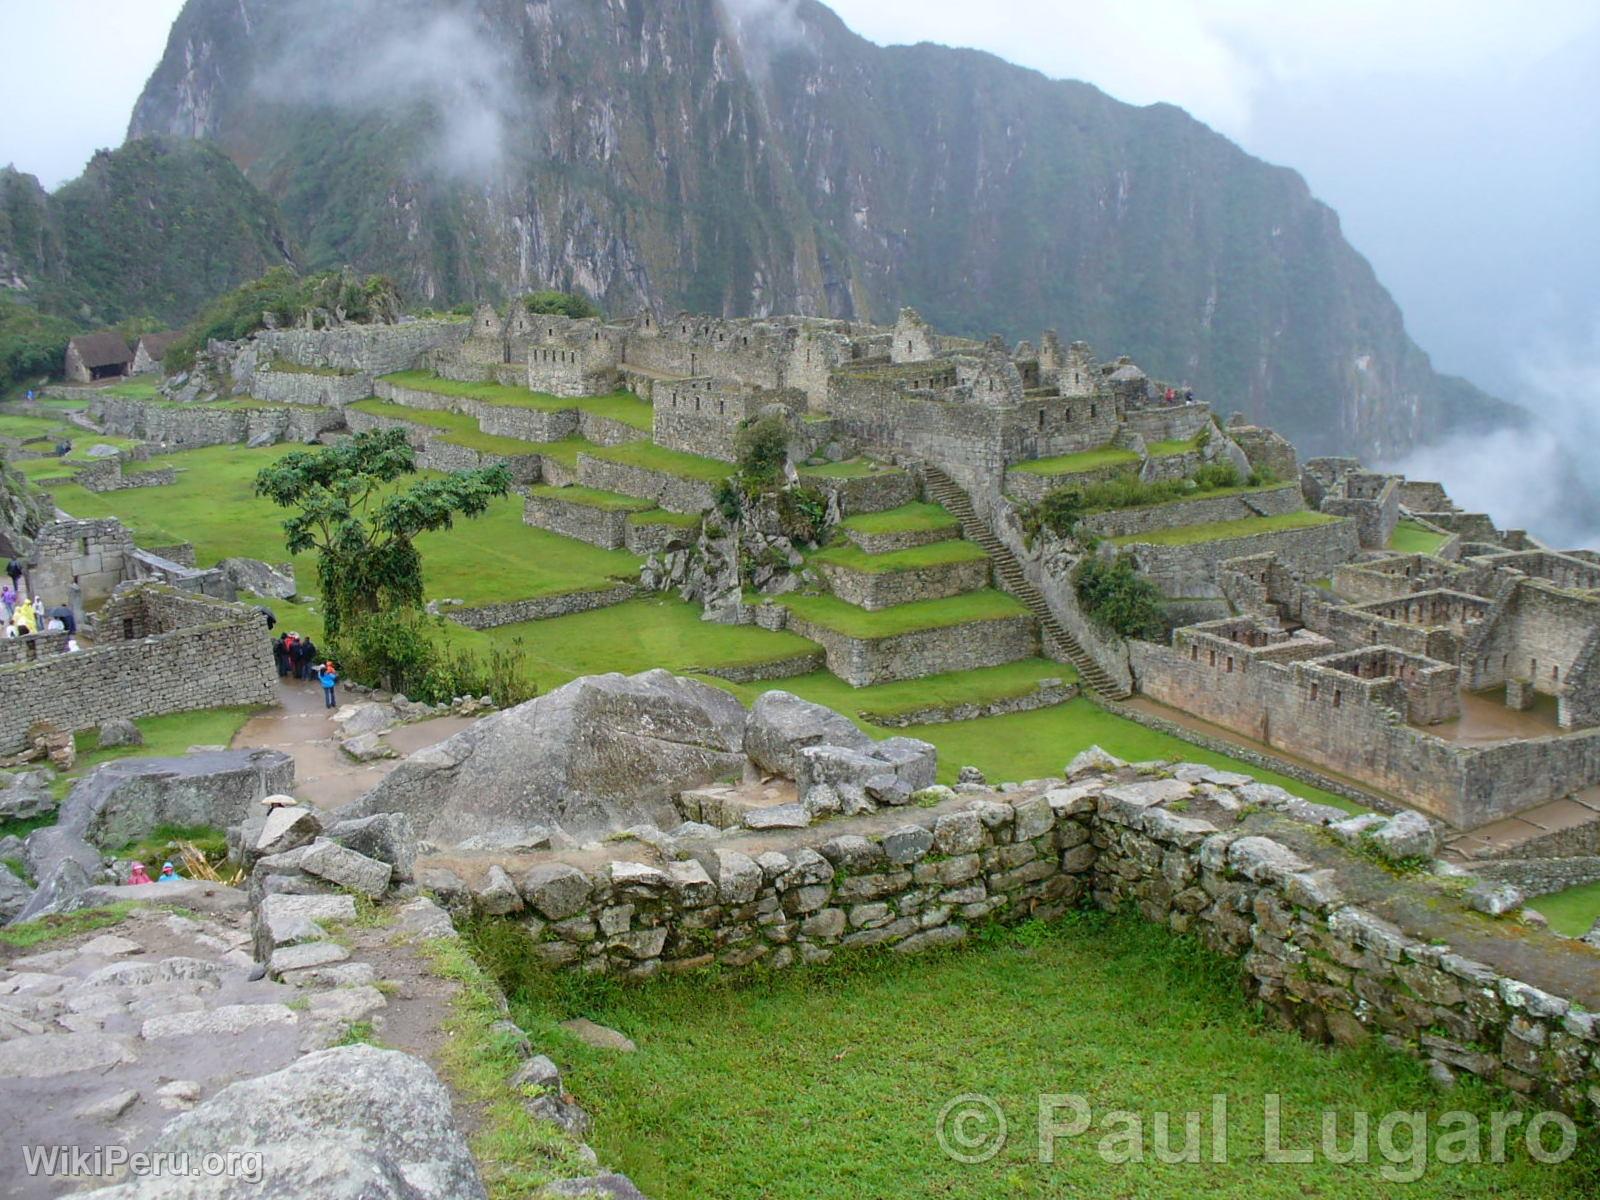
<box><xmin>1192</xmin><ymin>461</ymin><xmax>1241</xmax><ymax>490</ymax></box>
<box><xmin>523</xmin><ymin>290</ymin><xmax>601</xmax><ymax>320</ymax></box>
<box><xmin>332</xmin><ymin>608</ymin><xmax>537</xmax><ymax>708</ymax></box>
<box><xmin>778</xmin><ymin>485</ymin><xmax>830</xmax><ymax>546</ymax></box>
<box><xmin>733</xmin><ymin>414</ymin><xmax>790</xmax><ymax>483</ymax></box>
<box><xmin>1074</xmin><ymin>555</ymin><xmax>1165</xmax><ymax>640</ymax></box>
<box><xmin>1024</xmin><ymin>486</ymin><xmax>1087</xmax><ymax>539</ymax></box>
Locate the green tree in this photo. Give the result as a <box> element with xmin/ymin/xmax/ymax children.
<box><xmin>733</xmin><ymin>413</ymin><xmax>790</xmax><ymax>483</ymax></box>
<box><xmin>1074</xmin><ymin>555</ymin><xmax>1166</xmax><ymax>641</ymax></box>
<box><xmin>523</xmin><ymin>290</ymin><xmax>601</xmax><ymax>319</ymax></box>
<box><xmin>253</xmin><ymin>429</ymin><xmax>511</xmax><ymax>635</ymax></box>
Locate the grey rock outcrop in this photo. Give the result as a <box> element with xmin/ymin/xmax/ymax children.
<box><xmin>744</xmin><ymin>690</ymin><xmax>870</xmax><ymax>778</ymax></box>
<box><xmin>79</xmin><ymin>1045</ymin><xmax>487</xmax><ymax>1199</ymax></box>
<box><xmin>0</xmin><ymin>861</ymin><xmax>32</xmax><ymax>922</ymax></box>
<box><xmin>60</xmin><ymin>750</ymin><xmax>296</xmax><ymax>850</ymax></box>
<box><xmin>346</xmin><ymin>670</ymin><xmax>747</xmax><ymax>845</ymax></box>
<box><xmin>1367</xmin><ymin>810</ymin><xmax>1437</xmax><ymax>863</ymax></box>
<box><xmin>0</xmin><ymin>769</ymin><xmax>54</xmax><ymax>821</ymax></box>
<box><xmin>219</xmin><ymin>557</ymin><xmax>296</xmax><ymax>600</ymax></box>
<box><xmin>11</xmin><ymin>857</ymin><xmax>90</xmax><ymax>924</ymax></box>
<box><xmin>324</xmin><ymin>813</ymin><xmax>416</xmax><ymax>883</ymax></box>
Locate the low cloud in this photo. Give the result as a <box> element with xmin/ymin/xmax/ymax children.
<box><xmin>718</xmin><ymin>0</ymin><xmax>811</xmax><ymax>78</ymax></box>
<box><xmin>1383</xmin><ymin>319</ymin><xmax>1600</xmax><ymax>550</ymax></box>
<box><xmin>253</xmin><ymin>0</ymin><xmax>527</xmax><ymax>180</ymax></box>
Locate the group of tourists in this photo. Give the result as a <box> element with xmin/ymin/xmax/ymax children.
<box><xmin>272</xmin><ymin>630</ymin><xmax>340</xmax><ymax>708</ymax></box>
<box><xmin>127</xmin><ymin>861</ymin><xmax>182</xmax><ymax>885</ymax></box>
<box><xmin>1162</xmin><ymin>385</ymin><xmax>1196</xmax><ymax>404</ymax></box>
<box><xmin>0</xmin><ymin>560</ymin><xmax>78</xmax><ymax>649</ymax></box>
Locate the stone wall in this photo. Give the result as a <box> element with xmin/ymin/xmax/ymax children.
<box><xmin>843</xmin><ymin>523</ymin><xmax>959</xmax><ymax>556</ymax></box>
<box><xmin>816</xmin><ymin>555</ymin><xmax>991</xmax><ymax>612</ymax></box>
<box><xmin>1322</xmin><ymin>476</ymin><xmax>1401</xmax><ymax>550</ymax></box>
<box><xmin>1076</xmin><ymin>484</ymin><xmax>1304</xmax><ymax>541</ymax></box>
<box><xmin>1005</xmin><ymin>460</ymin><xmax>1132</xmax><ymax>505</ymax></box>
<box><xmin>0</xmin><ymin>631</ymin><xmax>71</xmax><ymax>665</ymax></box>
<box><xmin>1130</xmin><ymin>637</ymin><xmax>1600</xmax><ymax>827</ymax></box>
<box><xmin>865</xmin><ymin>678</ymin><xmax>1079</xmax><ymax>727</ymax></box>
<box><xmin>73</xmin><ymin>458</ymin><xmax>178</xmax><ymax>494</ymax></box>
<box><xmin>783</xmin><ymin>610</ymin><xmax>1038</xmax><ymax>686</ymax></box>
<box><xmin>253</xmin><ymin>320</ymin><xmax>468</xmax><ymax>376</ymax></box>
<box><xmin>523</xmin><ymin>494</ymin><xmax>634</xmax><ymax>550</ymax></box>
<box><xmin>94</xmin><ymin>397</ymin><xmax>341</xmax><ymax>448</ymax></box>
<box><xmin>0</xmin><ymin>585</ymin><xmax>274</xmax><ymax>750</ymax></box>
<box><xmin>801</xmin><ymin>469</ymin><xmax>919</xmax><ymax>518</ymax></box>
<box><xmin>1118</xmin><ymin>403</ymin><xmax>1212</xmax><ymax>445</ymax></box>
<box><xmin>343</xmin><ymin>406</ymin><xmax>542</xmax><ymax>485</ymax></box>
<box><xmin>249</xmin><ymin>368</ymin><xmax>372</xmax><ymax>408</ymax></box>
<box><xmin>1115</xmin><ymin>519</ymin><xmax>1359</xmax><ymax>599</ymax></box>
<box><xmin>443</xmin><ymin>585</ymin><xmax>640</xmax><ymax>631</ymax></box>
<box><xmin>625</xmin><ymin>517</ymin><xmax>698</xmax><ymax>558</ymax></box>
<box><xmin>460</xmin><ymin>763</ymin><xmax>1600</xmax><ymax>1120</ymax></box>
<box><xmin>575</xmin><ymin>455</ymin><xmax>719</xmax><ymax>515</ymax></box>
<box><xmin>31</xmin><ymin>518</ymin><xmax>134</xmax><ymax>607</ymax></box>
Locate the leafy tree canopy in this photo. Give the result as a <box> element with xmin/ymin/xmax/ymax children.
<box><xmin>1074</xmin><ymin>554</ymin><xmax>1166</xmax><ymax>641</ymax></box>
<box><xmin>253</xmin><ymin>428</ymin><xmax>511</xmax><ymax>635</ymax></box>
<box><xmin>523</xmin><ymin>290</ymin><xmax>601</xmax><ymax>320</ymax></box>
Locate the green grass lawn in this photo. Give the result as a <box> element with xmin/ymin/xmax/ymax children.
<box><xmin>96</xmin><ymin>380</ymin><xmax>161</xmax><ymax>399</ymax></box>
<box><xmin>798</xmin><ymin>458</ymin><xmax>903</xmax><ymax>480</ymax></box>
<box><xmin>839</xmin><ymin>502</ymin><xmax>959</xmax><ymax>536</ymax></box>
<box><xmin>349</xmin><ymin>399</ymin><xmax>549</xmax><ymax>457</ymax></box>
<box><xmin>1531</xmin><ymin>879</ymin><xmax>1600</xmax><ymax>937</ymax></box>
<box><xmin>45</xmin><ymin>443</ymin><xmax>641</xmax><ymax>608</ymax></box>
<box><xmin>781</xmin><ymin>589</ymin><xmax>1028</xmax><ymax>638</ymax></box>
<box><xmin>478</xmin><ymin>597</ymin><xmax>820</xmax><ymax>693</ymax></box>
<box><xmin>628</xmin><ymin>509</ymin><xmax>701</xmax><ymax>528</ymax></box>
<box><xmin>810</xmin><ymin>538</ymin><xmax>988</xmax><ymax>574</ymax></box>
<box><xmin>527</xmin><ymin>484</ymin><xmax>655</xmax><ymax>512</ymax></box>
<box><xmin>1389</xmin><ymin>519</ymin><xmax>1451</xmax><ymax>556</ymax></box>
<box><xmin>1011</xmin><ymin>445</ymin><xmax>1139</xmax><ymax>476</ymax></box>
<box><xmin>581</xmin><ymin>440</ymin><xmax>733</xmax><ymax>484</ymax></box>
<box><xmin>720</xmin><ymin>658</ymin><xmax>1075</xmax><ymax>721</ymax></box>
<box><xmin>482</xmin><ymin>911</ymin><xmax>1591</xmax><ymax>1200</ymax></box>
<box><xmin>45</xmin><ymin>705</ymin><xmax>268</xmax><ymax>801</ymax></box>
<box><xmin>1109</xmin><ymin>512</ymin><xmax>1343</xmax><ymax>547</ymax></box>
<box><xmin>1147</xmin><ymin>434</ymin><xmax>1205</xmax><ymax>457</ymax></box>
<box><xmin>382</xmin><ymin>371</ymin><xmax>653</xmax><ymax>431</ymax></box>
<box><xmin>0</xmin><ymin>413</ymin><xmax>74</xmax><ymax>442</ymax></box>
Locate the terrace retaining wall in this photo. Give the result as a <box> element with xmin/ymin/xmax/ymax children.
<box><xmin>523</xmin><ymin>494</ymin><xmax>636</xmax><ymax>550</ymax></box>
<box><xmin>456</xmin><ymin>766</ymin><xmax>1600</xmax><ymax>1121</ymax></box>
<box><xmin>816</xmin><ymin>555</ymin><xmax>991</xmax><ymax>612</ymax></box>
<box><xmin>783</xmin><ymin>610</ymin><xmax>1039</xmax><ymax>686</ymax></box>
<box><xmin>1076</xmin><ymin>484</ymin><xmax>1304</xmax><ymax>541</ymax></box>
<box><xmin>576</xmin><ymin>455</ymin><xmax>721</xmax><ymax>515</ymax></box>
<box><xmin>801</xmin><ymin>470</ymin><xmax>919</xmax><ymax>518</ymax></box>
<box><xmin>442</xmin><ymin>585</ymin><xmax>640</xmax><ymax>631</ymax></box>
<box><xmin>1115</xmin><ymin>519</ymin><xmax>1360</xmax><ymax>599</ymax></box>
<box><xmin>249</xmin><ymin>369</ymin><xmax>372</xmax><ymax>408</ymax></box>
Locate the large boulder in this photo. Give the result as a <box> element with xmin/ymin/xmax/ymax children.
<box><xmin>24</xmin><ymin>823</ymin><xmax>103</xmax><ymax>880</ymax></box>
<box><xmin>744</xmin><ymin>690</ymin><xmax>870</xmax><ymax>778</ymax></box>
<box><xmin>219</xmin><ymin>557</ymin><xmax>297</xmax><ymax>600</ymax></box>
<box><xmin>346</xmin><ymin>670</ymin><xmax>747</xmax><ymax>845</ymax></box>
<box><xmin>58</xmin><ymin>749</ymin><xmax>296</xmax><ymax>850</ymax></box>
<box><xmin>324</xmin><ymin>813</ymin><xmax>416</xmax><ymax>883</ymax></box>
<box><xmin>79</xmin><ymin>1045</ymin><xmax>486</xmax><ymax>1199</ymax></box>
<box><xmin>0</xmin><ymin>861</ymin><xmax>32</xmax><ymax>923</ymax></box>
<box><xmin>11</xmin><ymin>857</ymin><xmax>89</xmax><ymax>925</ymax></box>
<box><xmin>96</xmin><ymin>718</ymin><xmax>144</xmax><ymax>749</ymax></box>
<box><xmin>0</xmin><ymin>769</ymin><xmax>56</xmax><ymax>821</ymax></box>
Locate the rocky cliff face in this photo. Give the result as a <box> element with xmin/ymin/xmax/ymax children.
<box><xmin>127</xmin><ymin>0</ymin><xmax>1509</xmax><ymax>457</ymax></box>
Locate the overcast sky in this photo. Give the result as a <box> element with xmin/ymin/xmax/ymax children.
<box><xmin>2</xmin><ymin>1</ymin><xmax>1597</xmax><ymax>532</ymax></box>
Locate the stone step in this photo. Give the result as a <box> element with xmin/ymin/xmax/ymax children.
<box><xmin>923</xmin><ymin>464</ymin><xmax>1130</xmax><ymax>700</ymax></box>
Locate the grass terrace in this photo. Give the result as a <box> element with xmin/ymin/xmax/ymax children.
<box><xmin>479</xmin><ymin>597</ymin><xmax>818</xmax><ymax>692</ymax></box>
<box><xmin>838</xmin><ymin>502</ymin><xmax>959</xmax><ymax>537</ymax></box>
<box><xmin>720</xmin><ymin>658</ymin><xmax>1074</xmax><ymax>721</ymax></box>
<box><xmin>797</xmin><ymin>458</ymin><xmax>903</xmax><ymax>480</ymax></box>
<box><xmin>480</xmin><ymin>909</ymin><xmax>1590</xmax><ymax>1199</ymax></box>
<box><xmin>1147</xmin><ymin>433</ymin><xmax>1206</xmax><ymax>457</ymax></box>
<box><xmin>92</xmin><ymin>380</ymin><xmax>161</xmax><ymax>400</ymax></box>
<box><xmin>1011</xmin><ymin>444</ymin><xmax>1140</xmax><ymax>476</ymax></box>
<box><xmin>809</xmin><ymin>538</ymin><xmax>988</xmax><ymax>574</ymax></box>
<box><xmin>627</xmin><ymin>509</ymin><xmax>701</xmax><ymax>528</ymax></box>
<box><xmin>382</xmin><ymin>371</ymin><xmax>653</xmax><ymax>431</ymax></box>
<box><xmin>1534</xmin><ymin>879</ymin><xmax>1600</xmax><ymax>937</ymax></box>
<box><xmin>44</xmin><ymin>443</ymin><xmax>641</xmax><ymax>608</ymax></box>
<box><xmin>1108</xmin><ymin>511</ymin><xmax>1342</xmax><ymax>547</ymax></box>
<box><xmin>349</xmin><ymin>399</ymin><xmax>547</xmax><ymax>457</ymax></box>
<box><xmin>1389</xmin><ymin>519</ymin><xmax>1452</xmax><ymax>556</ymax></box>
<box><xmin>582</xmin><ymin>440</ymin><xmax>733</xmax><ymax>483</ymax></box>
<box><xmin>528</xmin><ymin>484</ymin><xmax>654</xmax><ymax>513</ymax></box>
<box><xmin>780</xmin><ymin>588</ymin><xmax>1027</xmax><ymax>638</ymax></box>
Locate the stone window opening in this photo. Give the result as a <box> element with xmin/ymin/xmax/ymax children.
<box><xmin>1038</xmin><ymin>410</ymin><xmax>1046</xmax><ymax>430</ymax></box>
<box><xmin>1208</xmin><ymin>649</ymin><xmax>1216</xmax><ymax>666</ymax></box>
<box><xmin>77</xmin><ymin>537</ymin><xmax>88</xmax><ymax>555</ymax></box>
<box><xmin>1310</xmin><ymin>683</ymin><xmax>1320</xmax><ymax>701</ymax></box>
<box><xmin>1190</xmin><ymin>645</ymin><xmax>1198</xmax><ymax>661</ymax></box>
<box><xmin>1225</xmin><ymin>656</ymin><xmax>1234</xmax><ymax>673</ymax></box>
<box><xmin>1553</xmin><ymin>665</ymin><xmax>1560</xmax><ymax>682</ymax></box>
<box><xmin>906</xmin><ymin>340</ymin><xmax>912</xmax><ymax>354</ymax></box>
<box><xmin>122</xmin><ymin>618</ymin><xmax>135</xmax><ymax>640</ymax></box>
<box><xmin>1090</xmin><ymin>403</ymin><xmax>1098</xmax><ymax>418</ymax></box>
<box><xmin>1333</xmin><ymin>690</ymin><xmax>1342</xmax><ymax>707</ymax></box>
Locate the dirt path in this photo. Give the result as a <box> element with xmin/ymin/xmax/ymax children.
<box><xmin>230</xmin><ymin>679</ymin><xmax>473</xmax><ymax>814</ymax></box>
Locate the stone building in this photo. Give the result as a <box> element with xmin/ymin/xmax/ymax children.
<box><xmin>64</xmin><ymin>332</ymin><xmax>133</xmax><ymax>384</ymax></box>
<box><xmin>131</xmin><ymin>331</ymin><xmax>181</xmax><ymax>375</ymax></box>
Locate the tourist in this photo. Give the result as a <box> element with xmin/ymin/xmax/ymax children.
<box><xmin>45</xmin><ymin>615</ymin><xmax>63</xmax><ymax>633</ymax></box>
<box><xmin>65</xmin><ymin>637</ymin><xmax>80</xmax><ymax>653</ymax></box>
<box><xmin>127</xmin><ymin>862</ymin><xmax>153</xmax><ymax>886</ymax></box>
<box><xmin>30</xmin><ymin>597</ymin><xmax>44</xmax><ymax>631</ymax></box>
<box><xmin>157</xmin><ymin>861</ymin><xmax>181</xmax><ymax>883</ymax></box>
<box><xmin>272</xmin><ymin>634</ymin><xmax>288</xmax><ymax>677</ymax></box>
<box><xmin>318</xmin><ymin>660</ymin><xmax>339</xmax><ymax>709</ymax></box>
<box><xmin>283</xmin><ymin>632</ymin><xmax>300</xmax><ymax>678</ymax></box>
<box><xmin>11</xmin><ymin>620</ymin><xmax>30</xmax><ymax>637</ymax></box>
<box><xmin>5</xmin><ymin>560</ymin><xmax>20</xmax><ymax>593</ymax></box>
<box><xmin>297</xmin><ymin>636</ymin><xmax>319</xmax><ymax>681</ymax></box>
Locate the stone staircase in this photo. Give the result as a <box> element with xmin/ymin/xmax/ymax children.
<box><xmin>922</xmin><ymin>465</ymin><xmax>1131</xmax><ymax>700</ymax></box>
